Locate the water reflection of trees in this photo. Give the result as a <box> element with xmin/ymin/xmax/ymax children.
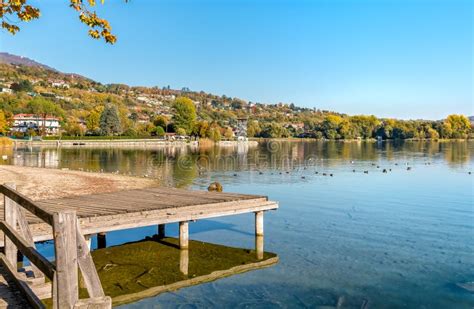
<box><xmin>6</xmin><ymin>141</ymin><xmax>472</xmax><ymax>186</ymax></box>
<box><xmin>442</xmin><ymin>141</ymin><xmax>471</xmax><ymax>166</ymax></box>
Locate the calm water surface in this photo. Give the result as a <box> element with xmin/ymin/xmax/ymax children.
<box><xmin>2</xmin><ymin>140</ymin><xmax>473</xmax><ymax>308</ymax></box>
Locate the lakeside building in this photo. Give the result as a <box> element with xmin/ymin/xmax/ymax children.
<box><xmin>50</xmin><ymin>80</ymin><xmax>70</xmax><ymax>89</ymax></box>
<box><xmin>12</xmin><ymin>114</ymin><xmax>61</xmax><ymax>135</ymax></box>
<box><xmin>235</xmin><ymin>118</ymin><xmax>248</xmax><ymax>139</ymax></box>
<box><xmin>0</xmin><ymin>87</ymin><xmax>13</xmax><ymax>94</ymax></box>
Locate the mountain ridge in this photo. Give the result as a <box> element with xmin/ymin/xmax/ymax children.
<box><xmin>0</xmin><ymin>52</ymin><xmax>57</xmax><ymax>71</ymax></box>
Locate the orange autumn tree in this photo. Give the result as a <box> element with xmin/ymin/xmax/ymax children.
<box><xmin>0</xmin><ymin>0</ymin><xmax>121</xmax><ymax>44</ymax></box>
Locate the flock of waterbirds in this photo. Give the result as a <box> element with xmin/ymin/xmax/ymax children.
<box><xmin>45</xmin><ymin>160</ymin><xmax>474</xmax><ymax>178</ymax></box>
<box><xmin>244</xmin><ymin>160</ymin><xmax>473</xmax><ymax>179</ymax></box>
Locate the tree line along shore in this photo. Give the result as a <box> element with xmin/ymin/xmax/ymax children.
<box><xmin>0</xmin><ymin>61</ymin><xmax>472</xmax><ymax>142</ymax></box>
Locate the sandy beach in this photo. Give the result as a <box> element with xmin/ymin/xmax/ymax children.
<box><xmin>0</xmin><ymin>165</ymin><xmax>158</xmax><ymax>202</ymax></box>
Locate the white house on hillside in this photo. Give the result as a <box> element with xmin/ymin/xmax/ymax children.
<box><xmin>0</xmin><ymin>88</ymin><xmax>13</xmax><ymax>94</ymax></box>
<box><xmin>50</xmin><ymin>80</ymin><xmax>70</xmax><ymax>89</ymax></box>
<box><xmin>12</xmin><ymin>114</ymin><xmax>61</xmax><ymax>135</ymax></box>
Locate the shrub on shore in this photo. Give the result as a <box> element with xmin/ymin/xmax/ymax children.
<box><xmin>198</xmin><ymin>138</ymin><xmax>215</xmax><ymax>148</ymax></box>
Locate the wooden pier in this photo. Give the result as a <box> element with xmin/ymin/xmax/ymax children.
<box><xmin>0</xmin><ymin>184</ymin><xmax>278</xmax><ymax>308</ymax></box>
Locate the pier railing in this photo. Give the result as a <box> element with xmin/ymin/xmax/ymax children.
<box><xmin>0</xmin><ymin>183</ymin><xmax>111</xmax><ymax>309</ymax></box>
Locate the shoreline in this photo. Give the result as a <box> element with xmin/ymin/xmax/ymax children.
<box><xmin>0</xmin><ymin>165</ymin><xmax>157</xmax><ymax>203</ymax></box>
<box><xmin>249</xmin><ymin>137</ymin><xmax>472</xmax><ymax>142</ymax></box>
<box><xmin>10</xmin><ymin>139</ymin><xmax>259</xmax><ymax>148</ymax></box>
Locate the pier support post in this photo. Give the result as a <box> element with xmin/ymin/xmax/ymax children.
<box><xmin>255</xmin><ymin>211</ymin><xmax>264</xmax><ymax>236</ymax></box>
<box><xmin>4</xmin><ymin>183</ymin><xmax>18</xmax><ymax>266</ymax></box>
<box><xmin>157</xmin><ymin>224</ymin><xmax>166</xmax><ymax>239</ymax></box>
<box><xmin>17</xmin><ymin>251</ymin><xmax>24</xmax><ymax>264</ymax></box>
<box><xmin>97</xmin><ymin>232</ymin><xmax>106</xmax><ymax>249</ymax></box>
<box><xmin>179</xmin><ymin>221</ymin><xmax>189</xmax><ymax>249</ymax></box>
<box><xmin>255</xmin><ymin>235</ymin><xmax>264</xmax><ymax>260</ymax></box>
<box><xmin>179</xmin><ymin>249</ymin><xmax>189</xmax><ymax>276</ymax></box>
<box><xmin>52</xmin><ymin>210</ymin><xmax>79</xmax><ymax>309</ymax></box>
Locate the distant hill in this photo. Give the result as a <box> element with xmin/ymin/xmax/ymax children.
<box><xmin>0</xmin><ymin>52</ymin><xmax>57</xmax><ymax>71</ymax></box>
<box><xmin>0</xmin><ymin>52</ymin><xmax>470</xmax><ymax>140</ymax></box>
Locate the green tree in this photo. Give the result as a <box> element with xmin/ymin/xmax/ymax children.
<box><xmin>153</xmin><ymin>115</ymin><xmax>169</xmax><ymax>129</ymax></box>
<box><xmin>208</xmin><ymin>127</ymin><xmax>221</xmax><ymax>142</ymax></box>
<box><xmin>339</xmin><ymin>119</ymin><xmax>357</xmax><ymax>139</ymax></box>
<box><xmin>118</xmin><ymin>107</ymin><xmax>132</xmax><ymax>134</ymax></box>
<box><xmin>10</xmin><ymin>80</ymin><xmax>34</xmax><ymax>93</ymax></box>
<box><xmin>261</xmin><ymin>123</ymin><xmax>290</xmax><ymax>138</ymax></box>
<box><xmin>322</xmin><ymin>115</ymin><xmax>343</xmax><ymax>139</ymax></box>
<box><xmin>129</xmin><ymin>112</ymin><xmax>139</xmax><ymax>123</ymax></box>
<box><xmin>27</xmin><ymin>97</ymin><xmax>64</xmax><ymax>136</ymax></box>
<box><xmin>426</xmin><ymin>127</ymin><xmax>439</xmax><ymax>139</ymax></box>
<box><xmin>350</xmin><ymin>115</ymin><xmax>379</xmax><ymax>139</ymax></box>
<box><xmin>176</xmin><ymin>127</ymin><xmax>187</xmax><ymax>136</ymax></box>
<box><xmin>173</xmin><ymin>97</ymin><xmax>196</xmax><ymax>135</ymax></box>
<box><xmin>65</xmin><ymin>119</ymin><xmax>86</xmax><ymax>136</ymax></box>
<box><xmin>154</xmin><ymin>126</ymin><xmax>165</xmax><ymax>137</ymax></box>
<box><xmin>100</xmin><ymin>104</ymin><xmax>122</xmax><ymax>135</ymax></box>
<box><xmin>377</xmin><ymin>119</ymin><xmax>396</xmax><ymax>139</ymax></box>
<box><xmin>27</xmin><ymin>97</ymin><xmax>61</xmax><ymax>116</ymax></box>
<box><xmin>247</xmin><ymin>120</ymin><xmax>261</xmax><ymax>137</ymax></box>
<box><xmin>139</xmin><ymin>123</ymin><xmax>155</xmax><ymax>136</ymax></box>
<box><xmin>86</xmin><ymin>110</ymin><xmax>101</xmax><ymax>133</ymax></box>
<box><xmin>194</xmin><ymin>120</ymin><xmax>210</xmax><ymax>138</ymax></box>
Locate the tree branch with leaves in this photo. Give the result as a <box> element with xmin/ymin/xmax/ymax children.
<box><xmin>0</xmin><ymin>0</ymin><xmax>121</xmax><ymax>44</ymax></box>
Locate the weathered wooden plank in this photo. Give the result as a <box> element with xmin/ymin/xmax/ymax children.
<box><xmin>76</xmin><ymin>222</ymin><xmax>105</xmax><ymax>298</ymax></box>
<box><xmin>36</xmin><ymin>201</ymin><xmax>125</xmax><ymax>217</ymax></box>
<box><xmin>52</xmin><ymin>271</ymin><xmax>58</xmax><ymax>309</ymax></box>
<box><xmin>0</xmin><ymin>200</ymin><xmax>278</xmax><ymax>245</ymax></box>
<box><xmin>0</xmin><ymin>185</ymin><xmax>54</xmax><ymax>225</ymax></box>
<box><xmin>78</xmin><ymin>201</ymin><xmax>278</xmax><ymax>236</ymax></box>
<box><xmin>40</xmin><ymin>194</ymin><xmax>210</xmax><ymax>213</ymax></box>
<box><xmin>4</xmin><ymin>183</ymin><xmax>18</xmax><ymax>267</ymax></box>
<box><xmin>0</xmin><ymin>221</ymin><xmax>55</xmax><ymax>280</ymax></box>
<box><xmin>16</xmin><ymin>267</ymin><xmax>51</xmax><ymax>299</ymax></box>
<box><xmin>0</xmin><ymin>264</ymin><xmax>32</xmax><ymax>308</ymax></box>
<box><xmin>49</xmin><ymin>187</ymin><xmax>262</xmax><ymax>203</ymax></box>
<box><xmin>52</xmin><ymin>211</ymin><xmax>78</xmax><ymax>309</ymax></box>
<box><xmin>0</xmin><ymin>253</ymin><xmax>45</xmax><ymax>309</ymax></box>
<box><xmin>73</xmin><ymin>296</ymin><xmax>112</xmax><ymax>309</ymax></box>
<box><xmin>17</xmin><ymin>207</ymin><xmax>45</xmax><ymax>280</ymax></box>
<box><xmin>0</xmin><ymin>186</ymin><xmax>268</xmax><ymax>217</ymax></box>
<box><xmin>35</xmin><ymin>187</ymin><xmax>267</xmax><ymax>214</ymax></box>
<box><xmin>37</xmin><ymin>196</ymin><xmax>270</xmax><ymax>222</ymax></box>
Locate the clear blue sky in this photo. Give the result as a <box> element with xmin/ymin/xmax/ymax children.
<box><xmin>0</xmin><ymin>0</ymin><xmax>472</xmax><ymax>119</ymax></box>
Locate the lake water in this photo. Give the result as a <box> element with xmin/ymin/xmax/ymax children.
<box><xmin>2</xmin><ymin>140</ymin><xmax>473</xmax><ymax>308</ymax></box>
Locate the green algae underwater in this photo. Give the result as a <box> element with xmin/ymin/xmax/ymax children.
<box><xmin>43</xmin><ymin>236</ymin><xmax>277</xmax><ymax>307</ymax></box>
